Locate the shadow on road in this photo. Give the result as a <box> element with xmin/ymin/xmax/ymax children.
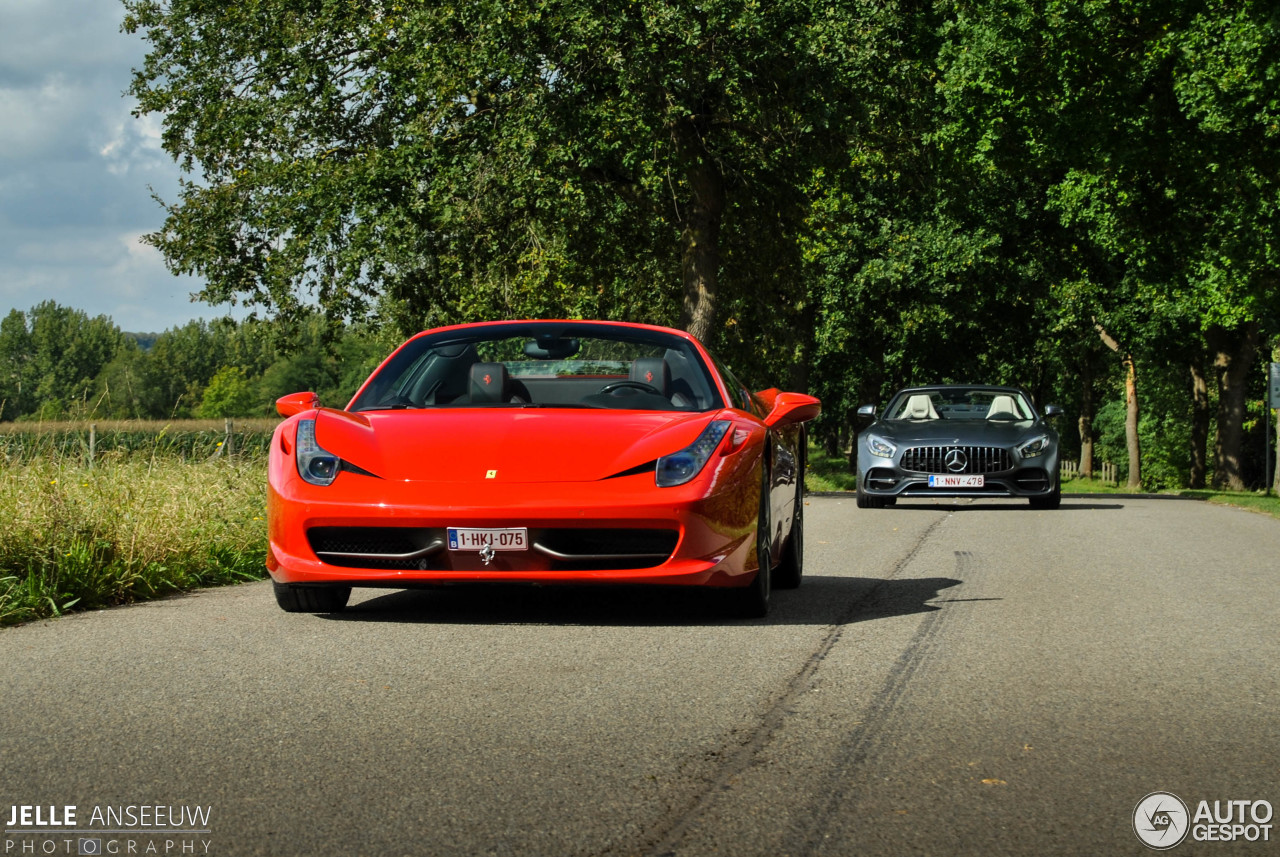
<box><xmin>886</xmin><ymin>501</ymin><xmax>1125</xmax><ymax>511</ymax></box>
<box><xmin>319</xmin><ymin>574</ymin><xmax>966</xmax><ymax>628</ymax></box>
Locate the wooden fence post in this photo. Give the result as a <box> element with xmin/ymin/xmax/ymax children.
<box><xmin>224</xmin><ymin>418</ymin><xmax>235</xmax><ymax>458</ymax></box>
<box><xmin>88</xmin><ymin>423</ymin><xmax>96</xmax><ymax>469</ymax></box>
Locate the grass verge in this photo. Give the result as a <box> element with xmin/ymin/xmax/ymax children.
<box><xmin>0</xmin><ymin>458</ymin><xmax>268</xmax><ymax>626</ymax></box>
<box><xmin>804</xmin><ymin>443</ymin><xmax>858</xmax><ymax>493</ymax></box>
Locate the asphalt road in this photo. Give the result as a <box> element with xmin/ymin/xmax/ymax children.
<box><xmin>3</xmin><ymin>495</ymin><xmax>1278</xmax><ymax>856</ymax></box>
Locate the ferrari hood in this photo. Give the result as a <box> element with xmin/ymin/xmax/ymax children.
<box><xmin>871</xmin><ymin>419</ymin><xmax>1047</xmax><ymax>446</ymax></box>
<box><xmin>312</xmin><ymin>408</ymin><xmax>721</xmax><ymax>483</ymax></box>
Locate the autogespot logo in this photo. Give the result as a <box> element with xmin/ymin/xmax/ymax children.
<box><xmin>1134</xmin><ymin>792</ymin><xmax>1191</xmax><ymax>850</ymax></box>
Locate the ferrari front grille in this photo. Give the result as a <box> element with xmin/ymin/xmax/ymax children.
<box><xmin>900</xmin><ymin>446</ymin><xmax>1011</xmax><ymax>474</ymax></box>
<box><xmin>533</xmin><ymin>528</ymin><xmax>679</xmax><ymax>571</ymax></box>
<box><xmin>307</xmin><ymin>527</ymin><xmax>446</xmax><ymax>570</ymax></box>
<box><xmin>306</xmin><ymin>526</ymin><xmax>678</xmax><ymax>571</ymax></box>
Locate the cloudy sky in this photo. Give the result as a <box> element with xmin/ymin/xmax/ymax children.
<box><xmin>1</xmin><ymin>0</ymin><xmax>238</xmax><ymax>333</ymax></box>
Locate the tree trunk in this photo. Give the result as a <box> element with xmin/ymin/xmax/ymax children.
<box><xmin>1273</xmin><ymin>343</ymin><xmax>1280</xmax><ymax>495</ymax></box>
<box><xmin>1096</xmin><ymin>322</ymin><xmax>1141</xmax><ymax>489</ymax></box>
<box><xmin>1208</xmin><ymin>321</ymin><xmax>1261</xmax><ymax>491</ymax></box>
<box><xmin>677</xmin><ymin>155</ymin><xmax>724</xmax><ymax>342</ymax></box>
<box><xmin>1188</xmin><ymin>359</ymin><xmax>1209</xmax><ymax>489</ymax></box>
<box><xmin>1123</xmin><ymin>355</ymin><xmax>1141</xmax><ymax>489</ymax></box>
<box><xmin>1078</xmin><ymin>354</ymin><xmax>1095</xmax><ymax>479</ymax></box>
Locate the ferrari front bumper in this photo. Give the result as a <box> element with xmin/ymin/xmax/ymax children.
<box><xmin>267</xmin><ymin>463</ymin><xmax>761</xmax><ymax>588</ymax></box>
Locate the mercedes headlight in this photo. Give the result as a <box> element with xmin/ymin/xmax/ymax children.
<box><xmin>1018</xmin><ymin>435</ymin><xmax>1050</xmax><ymax>458</ymax></box>
<box><xmin>866</xmin><ymin>435</ymin><xmax>896</xmax><ymax>459</ymax></box>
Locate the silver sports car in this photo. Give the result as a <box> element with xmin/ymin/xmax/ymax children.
<box><xmin>855</xmin><ymin>385</ymin><xmax>1064</xmax><ymax>509</ymax></box>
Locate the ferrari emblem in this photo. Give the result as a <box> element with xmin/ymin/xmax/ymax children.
<box><xmin>483</xmin><ymin>374</ymin><xmax>492</xmax><ymax>385</ymax></box>
<box><xmin>479</xmin><ymin>545</ymin><xmax>496</xmax><ymax>565</ymax></box>
<box><xmin>645</xmin><ymin>370</ymin><xmax>654</xmax><ymax>382</ymax></box>
<box><xmin>485</xmin><ymin>469</ymin><xmax>497</xmax><ymax>479</ymax></box>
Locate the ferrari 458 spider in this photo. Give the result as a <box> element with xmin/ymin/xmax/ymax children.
<box><xmin>267</xmin><ymin>320</ymin><xmax>820</xmax><ymax>617</ymax></box>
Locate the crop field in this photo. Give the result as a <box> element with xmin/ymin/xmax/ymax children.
<box><xmin>0</xmin><ymin>418</ymin><xmax>280</xmax><ymax>464</ymax></box>
<box><xmin>0</xmin><ymin>421</ymin><xmax>275</xmax><ymax>625</ymax></box>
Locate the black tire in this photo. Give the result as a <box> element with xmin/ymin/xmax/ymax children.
<box><xmin>727</xmin><ymin>476</ymin><xmax>772</xmax><ymax>618</ymax></box>
<box><xmin>273</xmin><ymin>581</ymin><xmax>351</xmax><ymax>613</ymax></box>
<box><xmin>773</xmin><ymin>477</ymin><xmax>804</xmax><ymax>590</ymax></box>
<box><xmin>1029</xmin><ymin>472</ymin><xmax>1062</xmax><ymax>510</ymax></box>
<box><xmin>856</xmin><ymin>484</ymin><xmax>883</xmax><ymax>509</ymax></box>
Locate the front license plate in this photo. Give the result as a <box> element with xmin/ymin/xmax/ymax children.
<box><xmin>447</xmin><ymin>527</ymin><xmax>529</xmax><ymax>551</ymax></box>
<box><xmin>928</xmin><ymin>474</ymin><xmax>985</xmax><ymax>488</ymax></box>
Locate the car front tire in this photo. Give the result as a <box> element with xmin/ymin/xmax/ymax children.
<box><xmin>857</xmin><ymin>484</ymin><xmax>890</xmax><ymax>509</ymax></box>
<box><xmin>1029</xmin><ymin>470</ymin><xmax>1062</xmax><ymax>510</ymax></box>
<box><xmin>273</xmin><ymin>581</ymin><xmax>351</xmax><ymax>613</ymax></box>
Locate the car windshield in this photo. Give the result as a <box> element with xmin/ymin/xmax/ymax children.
<box><xmin>349</xmin><ymin>323</ymin><xmax>723</xmax><ymax>413</ymax></box>
<box><xmin>885</xmin><ymin>388</ymin><xmax>1035</xmax><ymax>421</ymax></box>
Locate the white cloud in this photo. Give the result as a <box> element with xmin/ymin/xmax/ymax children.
<box><xmin>0</xmin><ymin>0</ymin><xmax>234</xmax><ymax>331</ymax></box>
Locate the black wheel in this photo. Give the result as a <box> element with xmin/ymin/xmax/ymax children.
<box><xmin>727</xmin><ymin>476</ymin><xmax>772</xmax><ymax>618</ymax></box>
<box><xmin>273</xmin><ymin>581</ymin><xmax>351</xmax><ymax>613</ymax></box>
<box><xmin>1029</xmin><ymin>471</ymin><xmax>1062</xmax><ymax>510</ymax></box>
<box><xmin>773</xmin><ymin>477</ymin><xmax>804</xmax><ymax>590</ymax></box>
<box><xmin>856</xmin><ymin>484</ymin><xmax>882</xmax><ymax>509</ymax></box>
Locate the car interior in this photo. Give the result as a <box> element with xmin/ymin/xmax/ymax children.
<box><xmin>351</xmin><ymin>333</ymin><xmax>719</xmax><ymax>412</ymax></box>
<box><xmin>888</xmin><ymin>390</ymin><xmax>1034</xmax><ymax>421</ymax></box>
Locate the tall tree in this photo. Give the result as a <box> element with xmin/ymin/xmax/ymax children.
<box><xmin>125</xmin><ymin>0</ymin><xmax>850</xmax><ymax>351</ymax></box>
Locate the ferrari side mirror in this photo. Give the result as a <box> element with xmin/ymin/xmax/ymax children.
<box><xmin>764</xmin><ymin>392</ymin><xmax>822</xmax><ymax>429</ymax></box>
<box><xmin>276</xmin><ymin>391</ymin><xmax>320</xmax><ymax>418</ymax></box>
<box><xmin>1043</xmin><ymin>404</ymin><xmax>1064</xmax><ymax>418</ymax></box>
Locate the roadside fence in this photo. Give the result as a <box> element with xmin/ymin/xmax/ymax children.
<box><xmin>1062</xmin><ymin>460</ymin><xmax>1118</xmax><ymax>483</ymax></box>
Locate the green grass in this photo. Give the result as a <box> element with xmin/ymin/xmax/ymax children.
<box><xmin>1062</xmin><ymin>476</ymin><xmax>1130</xmax><ymax>494</ymax></box>
<box><xmin>804</xmin><ymin>443</ymin><xmax>858</xmax><ymax>493</ymax></box>
<box><xmin>0</xmin><ymin>457</ymin><xmax>269</xmax><ymax>626</ymax></box>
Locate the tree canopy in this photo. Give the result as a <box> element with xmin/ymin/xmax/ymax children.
<box><xmin>91</xmin><ymin>0</ymin><xmax>1280</xmax><ymax>488</ymax></box>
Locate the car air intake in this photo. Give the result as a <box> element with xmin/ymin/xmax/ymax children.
<box><xmin>533</xmin><ymin>528</ymin><xmax>679</xmax><ymax>571</ymax></box>
<box><xmin>306</xmin><ymin>526</ymin><xmax>679</xmax><ymax>572</ymax></box>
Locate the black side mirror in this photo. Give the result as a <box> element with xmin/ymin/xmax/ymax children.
<box><xmin>1043</xmin><ymin>404</ymin><xmax>1064</xmax><ymax>418</ymax></box>
<box><xmin>856</xmin><ymin>404</ymin><xmax>877</xmax><ymax>421</ymax></box>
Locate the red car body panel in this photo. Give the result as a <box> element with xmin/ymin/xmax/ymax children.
<box><xmin>266</xmin><ymin>320</ymin><xmax>818</xmax><ymax>595</ymax></box>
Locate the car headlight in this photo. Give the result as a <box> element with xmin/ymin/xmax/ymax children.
<box><xmin>865</xmin><ymin>435</ymin><xmax>896</xmax><ymax>459</ymax></box>
<box><xmin>296</xmin><ymin>418</ymin><xmax>341</xmax><ymax>486</ymax></box>
<box><xmin>1019</xmin><ymin>435</ymin><xmax>1050</xmax><ymax>458</ymax></box>
<box><xmin>656</xmin><ymin>420</ymin><xmax>731</xmax><ymax>487</ymax></box>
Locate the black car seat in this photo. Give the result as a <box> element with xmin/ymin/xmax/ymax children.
<box><xmin>469</xmin><ymin>362</ymin><xmax>510</xmax><ymax>404</ymax></box>
<box><xmin>630</xmin><ymin>357</ymin><xmax>671</xmax><ymax>397</ymax></box>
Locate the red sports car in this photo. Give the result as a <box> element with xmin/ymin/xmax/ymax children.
<box><xmin>267</xmin><ymin>320</ymin><xmax>820</xmax><ymax>617</ymax></box>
